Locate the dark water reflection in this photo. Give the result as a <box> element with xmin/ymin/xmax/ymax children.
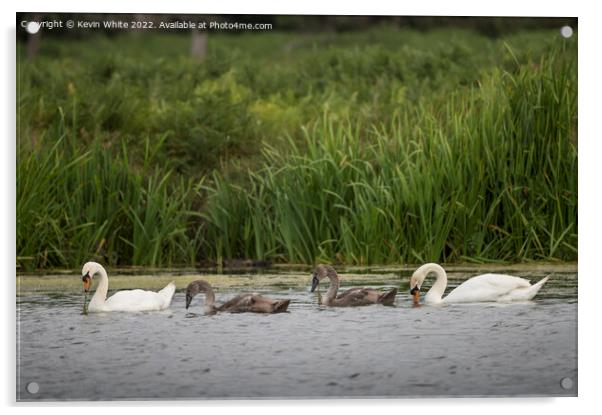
<box><xmin>17</xmin><ymin>268</ymin><xmax>577</xmax><ymax>400</ymax></box>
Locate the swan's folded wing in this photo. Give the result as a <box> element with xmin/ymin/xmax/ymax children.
<box><xmin>218</xmin><ymin>294</ymin><xmax>253</xmax><ymax>312</ymax></box>
<box><xmin>335</xmin><ymin>287</ymin><xmax>364</xmax><ymax>299</ymax></box>
<box><xmin>335</xmin><ymin>287</ymin><xmax>379</xmax><ymax>306</ymax></box>
<box><xmin>104</xmin><ymin>289</ymin><xmax>170</xmax><ymax>311</ymax></box>
<box><xmin>444</xmin><ymin>274</ymin><xmax>531</xmax><ymax>303</ymax></box>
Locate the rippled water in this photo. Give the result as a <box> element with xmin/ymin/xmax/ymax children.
<box><xmin>17</xmin><ymin>267</ymin><xmax>577</xmax><ymax>400</ymax></box>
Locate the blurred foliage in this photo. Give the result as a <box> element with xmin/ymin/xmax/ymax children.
<box><xmin>17</xmin><ymin>26</ymin><xmax>577</xmax><ymax>269</ymax></box>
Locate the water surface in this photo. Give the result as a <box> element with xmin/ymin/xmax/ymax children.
<box><xmin>17</xmin><ymin>265</ymin><xmax>577</xmax><ymax>400</ymax></box>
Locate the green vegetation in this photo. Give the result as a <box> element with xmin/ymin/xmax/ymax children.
<box><xmin>17</xmin><ymin>27</ymin><xmax>577</xmax><ymax>270</ymax></box>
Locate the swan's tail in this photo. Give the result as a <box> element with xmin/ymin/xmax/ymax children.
<box><xmin>525</xmin><ymin>275</ymin><xmax>550</xmax><ymax>300</ymax></box>
<box><xmin>378</xmin><ymin>288</ymin><xmax>398</xmax><ymax>305</ymax></box>
<box><xmin>159</xmin><ymin>281</ymin><xmax>176</xmax><ymax>307</ymax></box>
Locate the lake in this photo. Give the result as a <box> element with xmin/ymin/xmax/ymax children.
<box><xmin>16</xmin><ymin>264</ymin><xmax>577</xmax><ymax>400</ymax></box>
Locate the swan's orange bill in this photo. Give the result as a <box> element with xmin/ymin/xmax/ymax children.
<box><xmin>82</xmin><ymin>275</ymin><xmax>91</xmax><ymax>292</ymax></box>
<box><xmin>412</xmin><ymin>290</ymin><xmax>420</xmax><ymax>305</ymax></box>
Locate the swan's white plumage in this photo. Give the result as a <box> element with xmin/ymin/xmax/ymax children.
<box><xmin>82</xmin><ymin>262</ymin><xmax>175</xmax><ymax>312</ymax></box>
<box><xmin>97</xmin><ymin>284</ymin><xmax>176</xmax><ymax>312</ymax></box>
<box><xmin>443</xmin><ymin>273</ymin><xmax>547</xmax><ymax>303</ymax></box>
<box><xmin>412</xmin><ymin>263</ymin><xmax>549</xmax><ymax>304</ymax></box>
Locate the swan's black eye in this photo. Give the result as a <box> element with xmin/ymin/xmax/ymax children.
<box><xmin>82</xmin><ymin>272</ymin><xmax>90</xmax><ymax>282</ymax></box>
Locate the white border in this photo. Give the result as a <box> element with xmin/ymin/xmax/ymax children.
<box><xmin>3</xmin><ymin>1</ymin><xmax>601</xmax><ymax>414</ymax></box>
<box><xmin>8</xmin><ymin>0</ymin><xmax>580</xmax><ymax>17</ymax></box>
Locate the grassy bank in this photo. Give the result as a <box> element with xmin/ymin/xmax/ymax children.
<box><xmin>17</xmin><ymin>27</ymin><xmax>577</xmax><ymax>270</ymax></box>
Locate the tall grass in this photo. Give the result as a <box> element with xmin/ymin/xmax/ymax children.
<box><xmin>17</xmin><ymin>28</ymin><xmax>577</xmax><ymax>268</ymax></box>
<box><xmin>201</xmin><ymin>43</ymin><xmax>577</xmax><ymax>264</ymax></box>
<box><xmin>18</xmin><ymin>28</ymin><xmax>563</xmax><ymax>179</ymax></box>
<box><xmin>16</xmin><ymin>116</ymin><xmax>202</xmax><ymax>270</ymax></box>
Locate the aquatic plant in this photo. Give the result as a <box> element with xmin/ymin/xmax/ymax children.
<box><xmin>17</xmin><ymin>27</ymin><xmax>577</xmax><ymax>268</ymax></box>
<box><xmin>16</xmin><ymin>118</ymin><xmax>202</xmax><ymax>270</ymax></box>
<box><xmin>201</xmin><ymin>41</ymin><xmax>577</xmax><ymax>264</ymax></box>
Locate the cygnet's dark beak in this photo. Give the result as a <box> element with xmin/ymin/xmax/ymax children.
<box><xmin>185</xmin><ymin>293</ymin><xmax>193</xmax><ymax>309</ymax></box>
<box><xmin>310</xmin><ymin>276</ymin><xmax>319</xmax><ymax>292</ymax></box>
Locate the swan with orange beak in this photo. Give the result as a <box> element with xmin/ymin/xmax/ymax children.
<box><xmin>409</xmin><ymin>263</ymin><xmax>549</xmax><ymax>304</ymax></box>
<box><xmin>79</xmin><ymin>262</ymin><xmax>176</xmax><ymax>312</ymax></box>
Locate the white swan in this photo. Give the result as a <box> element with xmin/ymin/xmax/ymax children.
<box><xmin>81</xmin><ymin>261</ymin><xmax>176</xmax><ymax>312</ymax></box>
<box><xmin>409</xmin><ymin>263</ymin><xmax>549</xmax><ymax>304</ymax></box>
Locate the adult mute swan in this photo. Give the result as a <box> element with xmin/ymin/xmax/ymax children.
<box><xmin>311</xmin><ymin>264</ymin><xmax>397</xmax><ymax>307</ymax></box>
<box><xmin>185</xmin><ymin>280</ymin><xmax>290</xmax><ymax>314</ymax></box>
<box><xmin>409</xmin><ymin>263</ymin><xmax>549</xmax><ymax>305</ymax></box>
<box><xmin>81</xmin><ymin>262</ymin><xmax>176</xmax><ymax>312</ymax></box>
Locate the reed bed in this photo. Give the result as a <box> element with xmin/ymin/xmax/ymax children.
<box><xmin>17</xmin><ymin>28</ymin><xmax>577</xmax><ymax>269</ymax></box>
<box><xmin>16</xmin><ymin>121</ymin><xmax>202</xmax><ymax>270</ymax></box>
<box><xmin>201</xmin><ymin>43</ymin><xmax>577</xmax><ymax>264</ymax></box>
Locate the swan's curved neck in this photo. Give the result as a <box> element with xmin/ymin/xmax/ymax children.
<box><xmin>89</xmin><ymin>265</ymin><xmax>109</xmax><ymax>309</ymax></box>
<box><xmin>323</xmin><ymin>273</ymin><xmax>339</xmax><ymax>305</ymax></box>
<box><xmin>192</xmin><ymin>281</ymin><xmax>216</xmax><ymax>313</ymax></box>
<box><xmin>423</xmin><ymin>263</ymin><xmax>448</xmax><ymax>304</ymax></box>
<box><xmin>203</xmin><ymin>287</ymin><xmax>216</xmax><ymax>311</ymax></box>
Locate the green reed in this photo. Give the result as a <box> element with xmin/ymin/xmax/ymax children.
<box><xmin>16</xmin><ymin>120</ymin><xmax>202</xmax><ymax>270</ymax></box>
<box><xmin>201</xmin><ymin>42</ymin><xmax>577</xmax><ymax>264</ymax></box>
<box><xmin>17</xmin><ymin>28</ymin><xmax>577</xmax><ymax>268</ymax></box>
